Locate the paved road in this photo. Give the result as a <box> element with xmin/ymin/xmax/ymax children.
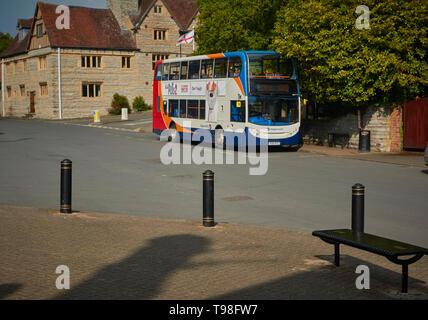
<box><xmin>1</xmin><ymin>119</ymin><xmax>427</xmax><ymax>247</ymax></box>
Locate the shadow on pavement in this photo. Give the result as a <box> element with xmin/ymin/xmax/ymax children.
<box><xmin>0</xmin><ymin>284</ymin><xmax>22</xmax><ymax>299</ymax></box>
<box><xmin>210</xmin><ymin>255</ymin><xmax>428</xmax><ymax>300</ymax></box>
<box><xmin>421</xmin><ymin>170</ymin><xmax>428</xmax><ymax>175</ymax></box>
<box><xmin>55</xmin><ymin>234</ymin><xmax>210</xmax><ymax>300</ymax></box>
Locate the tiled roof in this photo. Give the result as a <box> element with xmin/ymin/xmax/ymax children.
<box><xmin>38</xmin><ymin>2</ymin><xmax>137</xmax><ymax>50</ymax></box>
<box><xmin>1</xmin><ymin>29</ymin><xmax>31</xmax><ymax>58</ymax></box>
<box><xmin>133</xmin><ymin>0</ymin><xmax>198</xmax><ymax>31</ymax></box>
<box><xmin>1</xmin><ymin>2</ymin><xmax>137</xmax><ymax>58</ymax></box>
<box><xmin>17</xmin><ymin>18</ymin><xmax>34</xmax><ymax>29</ymax></box>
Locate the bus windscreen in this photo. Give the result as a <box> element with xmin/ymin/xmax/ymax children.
<box><xmin>248</xmin><ymin>53</ymin><xmax>294</xmax><ymax>79</ymax></box>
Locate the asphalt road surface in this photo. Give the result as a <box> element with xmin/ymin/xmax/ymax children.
<box><xmin>1</xmin><ymin>119</ymin><xmax>427</xmax><ymax>247</ymax></box>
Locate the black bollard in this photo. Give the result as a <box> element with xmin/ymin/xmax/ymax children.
<box><xmin>203</xmin><ymin>170</ymin><xmax>215</xmax><ymax>227</ymax></box>
<box><xmin>352</xmin><ymin>183</ymin><xmax>365</xmax><ymax>234</ymax></box>
<box><xmin>60</xmin><ymin>159</ymin><xmax>72</xmax><ymax>214</ymax></box>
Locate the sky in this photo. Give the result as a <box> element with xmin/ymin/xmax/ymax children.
<box><xmin>0</xmin><ymin>0</ymin><xmax>107</xmax><ymax>37</ymax></box>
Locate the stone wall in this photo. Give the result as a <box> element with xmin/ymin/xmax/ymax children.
<box><xmin>301</xmin><ymin>105</ymin><xmax>403</xmax><ymax>152</ymax></box>
<box><xmin>1</xmin><ymin>47</ymin><xmax>140</xmax><ymax>120</ymax></box>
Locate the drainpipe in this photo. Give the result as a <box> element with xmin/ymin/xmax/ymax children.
<box><xmin>1</xmin><ymin>58</ymin><xmax>5</xmax><ymax>117</ymax></box>
<box><xmin>58</xmin><ymin>48</ymin><xmax>62</xmax><ymax>120</ymax></box>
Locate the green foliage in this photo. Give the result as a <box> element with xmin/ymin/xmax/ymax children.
<box><xmin>195</xmin><ymin>0</ymin><xmax>283</xmax><ymax>54</ymax></box>
<box><xmin>272</xmin><ymin>0</ymin><xmax>428</xmax><ymax>107</ymax></box>
<box><xmin>109</xmin><ymin>93</ymin><xmax>130</xmax><ymax>115</ymax></box>
<box><xmin>0</xmin><ymin>32</ymin><xmax>13</xmax><ymax>55</ymax></box>
<box><xmin>133</xmin><ymin>96</ymin><xmax>151</xmax><ymax>112</ymax></box>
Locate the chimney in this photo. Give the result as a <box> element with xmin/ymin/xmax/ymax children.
<box><xmin>107</xmin><ymin>0</ymin><xmax>139</xmax><ymax>30</ymax></box>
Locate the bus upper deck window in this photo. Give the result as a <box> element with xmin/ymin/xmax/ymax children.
<box><xmin>189</xmin><ymin>60</ymin><xmax>200</xmax><ymax>79</ymax></box>
<box><xmin>162</xmin><ymin>64</ymin><xmax>170</xmax><ymax>80</ymax></box>
<box><xmin>214</xmin><ymin>58</ymin><xmax>227</xmax><ymax>78</ymax></box>
<box><xmin>228</xmin><ymin>57</ymin><xmax>242</xmax><ymax>77</ymax></box>
<box><xmin>181</xmin><ymin>61</ymin><xmax>188</xmax><ymax>80</ymax></box>
<box><xmin>155</xmin><ymin>63</ymin><xmax>162</xmax><ymax>81</ymax></box>
<box><xmin>201</xmin><ymin>59</ymin><xmax>213</xmax><ymax>79</ymax></box>
<box><xmin>169</xmin><ymin>63</ymin><xmax>180</xmax><ymax>80</ymax></box>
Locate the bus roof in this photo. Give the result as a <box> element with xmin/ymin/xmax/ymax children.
<box><xmin>162</xmin><ymin>51</ymin><xmax>280</xmax><ymax>64</ymax></box>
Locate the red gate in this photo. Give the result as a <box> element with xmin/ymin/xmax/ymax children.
<box><xmin>403</xmin><ymin>97</ymin><xmax>428</xmax><ymax>150</ymax></box>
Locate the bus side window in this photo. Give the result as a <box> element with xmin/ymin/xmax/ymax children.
<box><xmin>180</xmin><ymin>61</ymin><xmax>188</xmax><ymax>80</ymax></box>
<box><xmin>169</xmin><ymin>63</ymin><xmax>180</xmax><ymax>80</ymax></box>
<box><xmin>155</xmin><ymin>63</ymin><xmax>162</xmax><ymax>81</ymax></box>
<box><xmin>228</xmin><ymin>57</ymin><xmax>242</xmax><ymax>78</ymax></box>
<box><xmin>189</xmin><ymin>60</ymin><xmax>200</xmax><ymax>79</ymax></box>
<box><xmin>157</xmin><ymin>96</ymin><xmax>160</xmax><ymax>112</ymax></box>
<box><xmin>169</xmin><ymin>100</ymin><xmax>179</xmax><ymax>117</ymax></box>
<box><xmin>187</xmin><ymin>100</ymin><xmax>199</xmax><ymax>118</ymax></box>
<box><xmin>180</xmin><ymin>100</ymin><xmax>187</xmax><ymax>118</ymax></box>
<box><xmin>163</xmin><ymin>100</ymin><xmax>168</xmax><ymax>115</ymax></box>
<box><xmin>201</xmin><ymin>59</ymin><xmax>213</xmax><ymax>79</ymax></box>
<box><xmin>162</xmin><ymin>64</ymin><xmax>170</xmax><ymax>81</ymax></box>
<box><xmin>230</xmin><ymin>100</ymin><xmax>245</xmax><ymax>122</ymax></box>
<box><xmin>214</xmin><ymin>58</ymin><xmax>227</xmax><ymax>78</ymax></box>
<box><xmin>199</xmin><ymin>100</ymin><xmax>206</xmax><ymax>120</ymax></box>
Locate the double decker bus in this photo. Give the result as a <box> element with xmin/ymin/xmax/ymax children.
<box><xmin>152</xmin><ymin>51</ymin><xmax>301</xmax><ymax>148</ymax></box>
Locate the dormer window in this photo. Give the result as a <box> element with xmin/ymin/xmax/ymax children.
<box><xmin>18</xmin><ymin>29</ymin><xmax>29</xmax><ymax>41</ymax></box>
<box><xmin>36</xmin><ymin>24</ymin><xmax>43</xmax><ymax>38</ymax></box>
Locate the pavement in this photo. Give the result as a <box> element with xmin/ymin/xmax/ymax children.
<box><xmin>1</xmin><ymin>117</ymin><xmax>427</xmax><ymax>300</ymax></box>
<box><xmin>0</xmin><ymin>205</ymin><xmax>427</xmax><ymax>300</ymax></box>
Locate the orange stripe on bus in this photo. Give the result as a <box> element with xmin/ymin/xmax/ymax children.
<box><xmin>207</xmin><ymin>53</ymin><xmax>226</xmax><ymax>59</ymax></box>
<box><xmin>234</xmin><ymin>77</ymin><xmax>245</xmax><ymax>96</ymax></box>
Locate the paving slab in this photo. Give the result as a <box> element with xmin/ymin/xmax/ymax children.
<box><xmin>1</xmin><ymin>206</ymin><xmax>427</xmax><ymax>300</ymax></box>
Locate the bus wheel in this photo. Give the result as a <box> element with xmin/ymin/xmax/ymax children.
<box><xmin>168</xmin><ymin>123</ymin><xmax>178</xmax><ymax>142</ymax></box>
<box><xmin>214</xmin><ymin>127</ymin><xmax>225</xmax><ymax>149</ymax></box>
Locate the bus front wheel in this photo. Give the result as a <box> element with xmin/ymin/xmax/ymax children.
<box><xmin>168</xmin><ymin>123</ymin><xmax>178</xmax><ymax>142</ymax></box>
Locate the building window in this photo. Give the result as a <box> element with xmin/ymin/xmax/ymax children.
<box><xmin>81</xmin><ymin>56</ymin><xmax>101</xmax><ymax>68</ymax></box>
<box><xmin>39</xmin><ymin>83</ymin><xmax>48</xmax><ymax>97</ymax></box>
<box><xmin>20</xmin><ymin>85</ymin><xmax>25</xmax><ymax>97</ymax></box>
<box><xmin>154</xmin><ymin>30</ymin><xmax>166</xmax><ymax>41</ymax></box>
<box><xmin>36</xmin><ymin>24</ymin><xmax>43</xmax><ymax>38</ymax></box>
<box><xmin>154</xmin><ymin>5</ymin><xmax>162</xmax><ymax>14</ymax></box>
<box><xmin>82</xmin><ymin>82</ymin><xmax>102</xmax><ymax>98</ymax></box>
<box><xmin>122</xmin><ymin>56</ymin><xmax>131</xmax><ymax>69</ymax></box>
<box><xmin>22</xmin><ymin>60</ymin><xmax>27</xmax><ymax>72</ymax></box>
<box><xmin>14</xmin><ymin>62</ymin><xmax>18</xmax><ymax>74</ymax></box>
<box><xmin>5</xmin><ymin>63</ymin><xmax>10</xmax><ymax>74</ymax></box>
<box><xmin>39</xmin><ymin>56</ymin><xmax>47</xmax><ymax>70</ymax></box>
<box><xmin>152</xmin><ymin>54</ymin><xmax>168</xmax><ymax>70</ymax></box>
<box><xmin>7</xmin><ymin>86</ymin><xmax>12</xmax><ymax>98</ymax></box>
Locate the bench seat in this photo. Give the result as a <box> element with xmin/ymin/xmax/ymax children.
<box><xmin>312</xmin><ymin>229</ymin><xmax>428</xmax><ymax>293</ymax></box>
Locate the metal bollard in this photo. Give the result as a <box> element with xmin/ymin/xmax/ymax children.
<box><xmin>352</xmin><ymin>183</ymin><xmax>365</xmax><ymax>234</ymax></box>
<box><xmin>60</xmin><ymin>159</ymin><xmax>72</xmax><ymax>214</ymax></box>
<box><xmin>203</xmin><ymin>170</ymin><xmax>215</xmax><ymax>227</ymax></box>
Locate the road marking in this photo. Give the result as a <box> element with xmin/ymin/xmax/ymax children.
<box><xmin>123</xmin><ymin>120</ymin><xmax>152</xmax><ymax>126</ymax></box>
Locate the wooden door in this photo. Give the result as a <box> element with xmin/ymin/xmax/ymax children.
<box><xmin>30</xmin><ymin>91</ymin><xmax>35</xmax><ymax>114</ymax></box>
<box><xmin>403</xmin><ymin>97</ymin><xmax>428</xmax><ymax>150</ymax></box>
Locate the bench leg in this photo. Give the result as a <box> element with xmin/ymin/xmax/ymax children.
<box><xmin>334</xmin><ymin>243</ymin><xmax>340</xmax><ymax>267</ymax></box>
<box><xmin>402</xmin><ymin>264</ymin><xmax>408</xmax><ymax>293</ymax></box>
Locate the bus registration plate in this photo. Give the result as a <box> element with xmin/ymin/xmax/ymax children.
<box><xmin>268</xmin><ymin>141</ymin><xmax>280</xmax><ymax>146</ymax></box>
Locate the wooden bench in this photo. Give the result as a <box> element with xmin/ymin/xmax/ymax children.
<box><xmin>312</xmin><ymin>229</ymin><xmax>428</xmax><ymax>293</ymax></box>
<box><xmin>328</xmin><ymin>133</ymin><xmax>350</xmax><ymax>149</ymax></box>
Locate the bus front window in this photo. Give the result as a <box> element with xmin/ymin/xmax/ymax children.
<box><xmin>248</xmin><ymin>97</ymin><xmax>299</xmax><ymax>126</ymax></box>
<box><xmin>248</xmin><ymin>53</ymin><xmax>294</xmax><ymax>79</ymax></box>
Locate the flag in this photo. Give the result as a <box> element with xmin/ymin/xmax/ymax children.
<box><xmin>176</xmin><ymin>30</ymin><xmax>194</xmax><ymax>46</ymax></box>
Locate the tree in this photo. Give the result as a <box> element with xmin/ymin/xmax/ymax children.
<box><xmin>0</xmin><ymin>32</ymin><xmax>13</xmax><ymax>56</ymax></box>
<box><xmin>272</xmin><ymin>0</ymin><xmax>428</xmax><ymax>107</ymax></box>
<box><xmin>195</xmin><ymin>0</ymin><xmax>282</xmax><ymax>54</ymax></box>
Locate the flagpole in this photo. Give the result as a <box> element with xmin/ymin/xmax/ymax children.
<box><xmin>180</xmin><ymin>44</ymin><xmax>182</xmax><ymax>58</ymax></box>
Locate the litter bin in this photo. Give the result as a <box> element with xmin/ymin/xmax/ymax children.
<box><xmin>359</xmin><ymin>130</ymin><xmax>370</xmax><ymax>153</ymax></box>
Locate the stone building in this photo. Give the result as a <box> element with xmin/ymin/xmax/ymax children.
<box><xmin>1</xmin><ymin>0</ymin><xmax>198</xmax><ymax>119</ymax></box>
